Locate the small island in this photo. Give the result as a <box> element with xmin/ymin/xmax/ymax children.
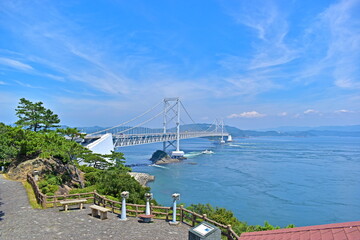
<box><xmin>150</xmin><ymin>150</ymin><xmax>186</xmax><ymax>165</ymax></box>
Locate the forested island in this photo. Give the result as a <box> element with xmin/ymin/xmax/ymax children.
<box><xmin>0</xmin><ymin>98</ymin><xmax>295</xmax><ymax>235</ymax></box>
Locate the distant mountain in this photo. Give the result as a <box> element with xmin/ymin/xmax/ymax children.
<box><xmin>305</xmin><ymin>130</ymin><xmax>360</xmax><ymax>137</ymax></box>
<box><xmin>311</xmin><ymin>125</ymin><xmax>360</xmax><ymax>132</ymax></box>
<box><xmin>181</xmin><ymin>124</ymin><xmax>360</xmax><ymax>137</ymax></box>
<box><xmin>176</xmin><ymin>124</ymin><xmax>315</xmax><ymax>137</ymax></box>
<box><xmin>76</xmin><ymin>126</ymin><xmax>107</xmax><ymax>133</ymax></box>
<box><xmin>260</xmin><ymin>125</ymin><xmax>360</xmax><ymax>132</ymax></box>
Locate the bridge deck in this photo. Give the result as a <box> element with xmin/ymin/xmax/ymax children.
<box><xmin>113</xmin><ymin>131</ymin><xmax>229</xmax><ymax>147</ymax></box>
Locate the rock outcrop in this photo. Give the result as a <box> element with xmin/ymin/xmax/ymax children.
<box><xmin>7</xmin><ymin>158</ymin><xmax>84</xmax><ymax>189</ymax></box>
<box><xmin>128</xmin><ymin>172</ymin><xmax>155</xmax><ymax>187</ymax></box>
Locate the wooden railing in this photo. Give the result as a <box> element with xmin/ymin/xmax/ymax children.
<box><xmin>27</xmin><ymin>174</ymin><xmax>94</xmax><ymax>208</ymax></box>
<box><xmin>27</xmin><ymin>174</ymin><xmax>47</xmax><ymax>208</ymax></box>
<box><xmin>27</xmin><ymin>174</ymin><xmax>239</xmax><ymax>240</ymax></box>
<box><xmin>93</xmin><ymin>191</ymin><xmax>239</xmax><ymax>239</ymax></box>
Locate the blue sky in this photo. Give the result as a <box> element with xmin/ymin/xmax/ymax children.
<box><xmin>0</xmin><ymin>0</ymin><xmax>359</xmax><ymax>129</ymax></box>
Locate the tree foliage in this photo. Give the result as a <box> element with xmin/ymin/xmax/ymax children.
<box><xmin>104</xmin><ymin>151</ymin><xmax>131</xmax><ymax>172</ymax></box>
<box><xmin>15</xmin><ymin>98</ymin><xmax>60</xmax><ymax>132</ymax></box>
<box><xmin>96</xmin><ymin>169</ymin><xmax>150</xmax><ymax>204</ymax></box>
<box><xmin>0</xmin><ymin>125</ymin><xmax>90</xmax><ymax>162</ymax></box>
<box><xmin>187</xmin><ymin>203</ymin><xmax>294</xmax><ymax>235</ymax></box>
<box><xmin>57</xmin><ymin>127</ymin><xmax>86</xmax><ymax>141</ymax></box>
<box><xmin>0</xmin><ymin>123</ymin><xmax>18</xmax><ymax>162</ymax></box>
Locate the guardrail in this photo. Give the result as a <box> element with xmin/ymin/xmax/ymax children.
<box><xmin>27</xmin><ymin>174</ymin><xmax>239</xmax><ymax>239</ymax></box>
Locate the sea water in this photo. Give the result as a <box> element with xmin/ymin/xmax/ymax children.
<box><xmin>119</xmin><ymin>136</ymin><xmax>360</xmax><ymax>227</ymax></box>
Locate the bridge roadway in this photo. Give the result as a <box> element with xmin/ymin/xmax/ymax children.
<box><xmin>113</xmin><ymin>131</ymin><xmax>229</xmax><ymax>147</ymax></box>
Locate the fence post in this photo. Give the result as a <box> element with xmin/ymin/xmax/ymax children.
<box><xmin>94</xmin><ymin>190</ymin><xmax>98</xmax><ymax>205</ymax></box>
<box><xmin>202</xmin><ymin>214</ymin><xmax>207</xmax><ymax>221</ymax></box>
<box><xmin>192</xmin><ymin>213</ymin><xmax>196</xmax><ymax>226</ymax></box>
<box><xmin>53</xmin><ymin>195</ymin><xmax>57</xmax><ymax>208</ymax></box>
<box><xmin>42</xmin><ymin>195</ymin><xmax>47</xmax><ymax>209</ymax></box>
<box><xmin>180</xmin><ymin>205</ymin><xmax>184</xmax><ymax>223</ymax></box>
<box><xmin>227</xmin><ymin>225</ymin><xmax>232</xmax><ymax>240</ymax></box>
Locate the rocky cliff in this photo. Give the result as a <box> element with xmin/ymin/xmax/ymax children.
<box><xmin>7</xmin><ymin>158</ymin><xmax>84</xmax><ymax>189</ymax></box>
<box><xmin>128</xmin><ymin>172</ymin><xmax>155</xmax><ymax>187</ymax></box>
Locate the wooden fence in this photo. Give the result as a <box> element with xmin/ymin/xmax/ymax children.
<box><xmin>27</xmin><ymin>174</ymin><xmax>47</xmax><ymax>208</ymax></box>
<box><xmin>27</xmin><ymin>174</ymin><xmax>239</xmax><ymax>240</ymax></box>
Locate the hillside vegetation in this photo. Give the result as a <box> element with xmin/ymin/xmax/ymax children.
<box><xmin>0</xmin><ymin>98</ymin><xmax>149</xmax><ymax>204</ymax></box>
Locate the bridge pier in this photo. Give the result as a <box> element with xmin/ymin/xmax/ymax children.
<box><xmin>171</xmin><ymin>150</ymin><xmax>185</xmax><ymax>158</ymax></box>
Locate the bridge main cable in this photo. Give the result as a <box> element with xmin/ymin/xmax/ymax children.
<box><xmin>88</xmin><ymin>100</ymin><xmax>163</xmax><ymax>136</ymax></box>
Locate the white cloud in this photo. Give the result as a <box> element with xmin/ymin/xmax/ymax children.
<box><xmin>15</xmin><ymin>80</ymin><xmax>43</xmax><ymax>89</ymax></box>
<box><xmin>0</xmin><ymin>81</ymin><xmax>6</xmax><ymax>85</ymax></box>
<box><xmin>224</xmin><ymin>1</ymin><xmax>298</xmax><ymax>70</ymax></box>
<box><xmin>304</xmin><ymin>109</ymin><xmax>319</xmax><ymax>114</ymax></box>
<box><xmin>335</xmin><ymin>78</ymin><xmax>360</xmax><ymax>89</ymax></box>
<box><xmin>0</xmin><ymin>57</ymin><xmax>33</xmax><ymax>71</ymax></box>
<box><xmin>278</xmin><ymin>112</ymin><xmax>287</xmax><ymax>116</ymax></box>
<box><xmin>227</xmin><ymin>111</ymin><xmax>266</xmax><ymax>119</ymax></box>
<box><xmin>320</xmin><ymin>0</ymin><xmax>360</xmax><ymax>89</ymax></box>
<box><xmin>335</xmin><ymin>109</ymin><xmax>354</xmax><ymax>113</ymax></box>
<box><xmin>223</xmin><ymin>76</ymin><xmax>277</xmax><ymax>97</ymax></box>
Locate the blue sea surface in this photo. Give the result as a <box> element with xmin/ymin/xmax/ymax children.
<box><xmin>119</xmin><ymin>136</ymin><xmax>360</xmax><ymax>227</ymax></box>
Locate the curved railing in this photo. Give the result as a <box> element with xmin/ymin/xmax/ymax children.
<box><xmin>27</xmin><ymin>174</ymin><xmax>239</xmax><ymax>240</ymax></box>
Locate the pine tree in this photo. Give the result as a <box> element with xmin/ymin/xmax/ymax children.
<box><xmin>15</xmin><ymin>98</ymin><xmax>60</xmax><ymax>132</ymax></box>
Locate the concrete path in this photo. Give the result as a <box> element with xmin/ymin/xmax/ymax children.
<box><xmin>0</xmin><ymin>175</ymin><xmax>190</xmax><ymax>240</ymax></box>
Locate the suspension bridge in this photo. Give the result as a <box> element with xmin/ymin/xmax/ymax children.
<box><xmin>82</xmin><ymin>97</ymin><xmax>231</xmax><ymax>157</ymax></box>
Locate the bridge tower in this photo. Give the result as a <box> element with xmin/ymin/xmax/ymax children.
<box><xmin>163</xmin><ymin>97</ymin><xmax>184</xmax><ymax>157</ymax></box>
<box><xmin>215</xmin><ymin>119</ymin><xmax>226</xmax><ymax>144</ymax></box>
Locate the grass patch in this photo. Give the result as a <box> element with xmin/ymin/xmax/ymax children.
<box><xmin>22</xmin><ymin>181</ymin><xmax>42</xmax><ymax>209</ymax></box>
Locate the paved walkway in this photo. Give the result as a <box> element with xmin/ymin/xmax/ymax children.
<box><xmin>0</xmin><ymin>175</ymin><xmax>190</xmax><ymax>240</ymax></box>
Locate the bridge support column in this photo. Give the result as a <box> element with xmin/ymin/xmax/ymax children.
<box><xmin>163</xmin><ymin>98</ymin><xmax>184</xmax><ymax>157</ymax></box>
<box><xmin>172</xmin><ymin>98</ymin><xmax>184</xmax><ymax>157</ymax></box>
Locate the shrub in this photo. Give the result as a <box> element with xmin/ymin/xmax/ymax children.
<box><xmin>46</xmin><ymin>175</ymin><xmax>61</xmax><ymax>185</ymax></box>
<box><xmin>69</xmin><ymin>185</ymin><xmax>97</xmax><ymax>194</ymax></box>
<box><xmin>84</xmin><ymin>171</ymin><xmax>101</xmax><ymax>186</ymax></box>
<box><xmin>187</xmin><ymin>203</ymin><xmax>289</xmax><ymax>236</ymax></box>
<box><xmin>96</xmin><ymin>169</ymin><xmax>150</xmax><ymax>204</ymax></box>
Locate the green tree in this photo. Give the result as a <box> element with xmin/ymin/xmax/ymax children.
<box><xmin>82</xmin><ymin>153</ymin><xmax>112</xmax><ymax>169</ymax></box>
<box><xmin>104</xmin><ymin>151</ymin><xmax>130</xmax><ymax>172</ymax></box>
<box><xmin>15</xmin><ymin>98</ymin><xmax>60</xmax><ymax>132</ymax></box>
<box><xmin>57</xmin><ymin>127</ymin><xmax>86</xmax><ymax>141</ymax></box>
<box><xmin>0</xmin><ymin>123</ymin><xmax>18</xmax><ymax>168</ymax></box>
<box><xmin>96</xmin><ymin>169</ymin><xmax>150</xmax><ymax>204</ymax></box>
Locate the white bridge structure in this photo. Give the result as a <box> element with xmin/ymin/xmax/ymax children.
<box><xmin>83</xmin><ymin>98</ymin><xmax>231</xmax><ymax>157</ymax></box>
